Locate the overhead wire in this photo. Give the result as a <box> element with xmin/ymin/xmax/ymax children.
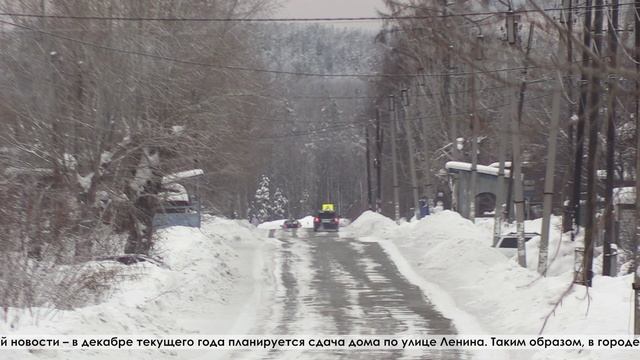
<box><xmin>251</xmin><ymin>92</ymin><xmax>554</xmax><ymax>142</ymax></box>
<box><xmin>0</xmin><ymin>18</ymin><xmax>539</xmax><ymax>79</ymax></box>
<box><xmin>0</xmin><ymin>2</ymin><xmax>635</xmax><ymax>22</ymax></box>
<box><xmin>0</xmin><ymin>2</ymin><xmax>582</xmax><ymax>143</ymax></box>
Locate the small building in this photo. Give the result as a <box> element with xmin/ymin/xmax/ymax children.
<box><xmin>613</xmin><ymin>187</ymin><xmax>636</xmax><ymax>257</ymax></box>
<box><xmin>152</xmin><ymin>169</ymin><xmax>204</xmax><ymax>229</ymax></box>
<box><xmin>445</xmin><ymin>161</ymin><xmax>514</xmax><ymax>219</ymax></box>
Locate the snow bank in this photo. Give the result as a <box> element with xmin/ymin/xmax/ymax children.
<box><xmin>258</xmin><ymin>215</ymin><xmax>329</xmax><ymax>229</ymax></box>
<box><xmin>258</xmin><ymin>219</ymin><xmax>286</xmax><ymax>229</ymax></box>
<box><xmin>298</xmin><ymin>215</ymin><xmax>315</xmax><ymax>228</ymax></box>
<box><xmin>346</xmin><ymin>211</ymin><xmax>636</xmax><ymax>360</ymax></box>
<box><xmin>342</xmin><ymin>210</ymin><xmax>397</xmax><ymax>239</ymax></box>
<box><xmin>1</xmin><ymin>217</ymin><xmax>277</xmax><ymax>360</ymax></box>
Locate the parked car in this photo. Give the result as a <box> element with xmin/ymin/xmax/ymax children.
<box><xmin>282</xmin><ymin>219</ymin><xmax>301</xmax><ymax>229</ymax></box>
<box><xmin>313</xmin><ymin>211</ymin><xmax>339</xmax><ymax>232</ymax></box>
<box><xmin>495</xmin><ymin>232</ymin><xmax>540</xmax><ymax>256</ymax></box>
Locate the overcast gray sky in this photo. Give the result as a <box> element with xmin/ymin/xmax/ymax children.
<box><xmin>277</xmin><ymin>0</ymin><xmax>384</xmax><ymax>18</ymax></box>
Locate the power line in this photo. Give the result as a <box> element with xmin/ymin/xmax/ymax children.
<box><xmin>0</xmin><ymin>18</ymin><xmax>537</xmax><ymax>79</ymax></box>
<box><xmin>251</xmin><ymin>92</ymin><xmax>554</xmax><ymax>142</ymax></box>
<box><xmin>287</xmin><ymin>80</ymin><xmax>549</xmax><ymax>101</ymax></box>
<box><xmin>0</xmin><ymin>2</ymin><xmax>634</xmax><ymax>23</ymax></box>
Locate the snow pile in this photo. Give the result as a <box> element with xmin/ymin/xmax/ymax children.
<box><xmin>342</xmin><ymin>210</ymin><xmax>397</xmax><ymax>239</ymax></box>
<box><xmin>1</xmin><ymin>217</ymin><xmax>276</xmax><ymax>359</ymax></box>
<box><xmin>258</xmin><ymin>219</ymin><xmax>286</xmax><ymax>229</ymax></box>
<box><xmin>258</xmin><ymin>215</ymin><xmax>318</xmax><ymax>229</ymax></box>
<box><xmin>346</xmin><ymin>211</ymin><xmax>636</xmax><ymax>360</ymax></box>
<box><xmin>299</xmin><ymin>215</ymin><xmax>315</xmax><ymax>228</ymax></box>
<box><xmin>475</xmin><ymin>216</ymin><xmax>579</xmax><ymax>276</ymax></box>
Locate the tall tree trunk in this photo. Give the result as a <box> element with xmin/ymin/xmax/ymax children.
<box><xmin>571</xmin><ymin>0</ymin><xmax>594</xmax><ymax>241</ymax></box>
<box><xmin>538</xmin><ymin>69</ymin><xmax>563</xmax><ymax>275</ymax></box>
<box><xmin>583</xmin><ymin>0</ymin><xmax>604</xmax><ymax>287</ymax></box>
<box><xmin>603</xmin><ymin>0</ymin><xmax>619</xmax><ymax>277</ymax></box>
<box><xmin>563</xmin><ymin>0</ymin><xmax>576</xmax><ymax>233</ymax></box>
<box><xmin>633</xmin><ymin>0</ymin><xmax>640</xmax><ymax>335</ymax></box>
<box><xmin>513</xmin><ymin>24</ymin><xmax>535</xmax><ymax>268</ymax></box>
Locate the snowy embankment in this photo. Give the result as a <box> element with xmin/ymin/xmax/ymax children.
<box><xmin>344</xmin><ymin>211</ymin><xmax>636</xmax><ymax>360</ymax></box>
<box><xmin>1</xmin><ymin>216</ymin><xmax>279</xmax><ymax>359</ymax></box>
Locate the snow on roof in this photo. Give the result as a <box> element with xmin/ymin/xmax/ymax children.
<box><xmin>445</xmin><ymin>161</ymin><xmax>511</xmax><ymax>177</ymax></box>
<box><xmin>613</xmin><ymin>187</ymin><xmax>635</xmax><ymax>205</ymax></box>
<box><xmin>161</xmin><ymin>183</ymin><xmax>189</xmax><ymax>203</ymax></box>
<box><xmin>487</xmin><ymin>161</ymin><xmax>512</xmax><ymax>169</ymax></box>
<box><xmin>162</xmin><ymin>169</ymin><xmax>204</xmax><ymax>184</ymax></box>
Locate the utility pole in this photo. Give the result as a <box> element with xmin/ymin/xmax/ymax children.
<box><xmin>375</xmin><ymin>108</ymin><xmax>383</xmax><ymax>212</ymax></box>
<box><xmin>365</xmin><ymin>124</ymin><xmax>373</xmax><ymax>211</ymax></box>
<box><xmin>389</xmin><ymin>95</ymin><xmax>400</xmax><ymax>221</ymax></box>
<box><xmin>469</xmin><ymin>71</ymin><xmax>479</xmax><ymax>222</ymax></box>
<box><xmin>571</xmin><ymin>0</ymin><xmax>594</xmax><ymax>242</ymax></box>
<box><xmin>511</xmin><ymin>82</ymin><xmax>527</xmax><ymax>268</ymax></box>
<box><xmin>583</xmin><ymin>0</ymin><xmax>604</xmax><ymax>288</ymax></box>
<box><xmin>400</xmin><ymin>89</ymin><xmax>420</xmax><ymax>220</ymax></box>
<box><xmin>492</xmin><ymin>72</ymin><xmax>509</xmax><ymax>247</ymax></box>
<box><xmin>633</xmin><ymin>0</ymin><xmax>640</xmax><ymax>335</ymax></box>
<box><xmin>441</xmin><ymin>0</ymin><xmax>457</xmax><ymax>160</ymax></box>
<box><xmin>506</xmin><ymin>11</ymin><xmax>531</xmax><ymax>268</ymax></box>
<box><xmin>603</xmin><ymin>0</ymin><xmax>620</xmax><ymax>277</ymax></box>
<box><xmin>493</xmin><ymin>10</ymin><xmax>519</xmax><ymax>246</ymax></box>
<box><xmin>417</xmin><ymin>70</ymin><xmax>434</xmax><ymax>205</ymax></box>
<box><xmin>516</xmin><ymin>25</ymin><xmax>535</xmax><ymax>125</ymax></box>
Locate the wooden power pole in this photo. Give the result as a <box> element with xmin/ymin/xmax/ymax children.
<box><xmin>492</xmin><ymin>73</ymin><xmax>509</xmax><ymax>247</ymax></box>
<box><xmin>389</xmin><ymin>95</ymin><xmax>400</xmax><ymax>221</ymax></box>
<box><xmin>365</xmin><ymin>124</ymin><xmax>373</xmax><ymax>210</ymax></box>
<box><xmin>469</xmin><ymin>72</ymin><xmax>479</xmax><ymax>222</ymax></box>
<box><xmin>400</xmin><ymin>89</ymin><xmax>421</xmax><ymax>220</ymax></box>
<box><xmin>441</xmin><ymin>0</ymin><xmax>457</xmax><ymax>161</ymax></box>
<box><xmin>374</xmin><ymin>108</ymin><xmax>383</xmax><ymax>212</ymax></box>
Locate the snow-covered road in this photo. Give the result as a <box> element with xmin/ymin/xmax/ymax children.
<box><xmin>5</xmin><ymin>212</ymin><xmax>635</xmax><ymax>360</ymax></box>
<box><xmin>230</xmin><ymin>228</ymin><xmax>469</xmax><ymax>360</ymax></box>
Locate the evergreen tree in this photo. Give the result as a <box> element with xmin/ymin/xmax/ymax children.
<box><xmin>250</xmin><ymin>175</ymin><xmax>271</xmax><ymax>222</ymax></box>
<box><xmin>271</xmin><ymin>187</ymin><xmax>288</xmax><ymax>220</ymax></box>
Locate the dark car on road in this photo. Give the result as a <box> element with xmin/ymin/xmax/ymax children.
<box><xmin>282</xmin><ymin>219</ymin><xmax>302</xmax><ymax>229</ymax></box>
<box><xmin>313</xmin><ymin>211</ymin><xmax>339</xmax><ymax>232</ymax></box>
